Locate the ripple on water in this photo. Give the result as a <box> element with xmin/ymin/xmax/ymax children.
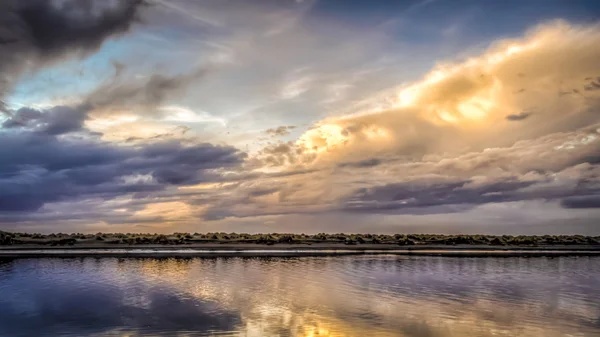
<box><xmin>0</xmin><ymin>255</ymin><xmax>599</xmax><ymax>336</ymax></box>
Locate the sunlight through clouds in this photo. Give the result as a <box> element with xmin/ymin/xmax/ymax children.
<box><xmin>1</xmin><ymin>0</ymin><xmax>600</xmax><ymax>234</ymax></box>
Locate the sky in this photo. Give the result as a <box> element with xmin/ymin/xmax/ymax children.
<box><xmin>1</xmin><ymin>0</ymin><xmax>600</xmax><ymax>235</ymax></box>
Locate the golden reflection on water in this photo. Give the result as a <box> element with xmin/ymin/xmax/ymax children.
<box><xmin>109</xmin><ymin>256</ymin><xmax>600</xmax><ymax>337</ymax></box>
<box><xmin>1</xmin><ymin>255</ymin><xmax>599</xmax><ymax>337</ymax></box>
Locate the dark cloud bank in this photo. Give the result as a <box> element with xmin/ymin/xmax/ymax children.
<box><xmin>0</xmin><ymin>129</ymin><xmax>245</xmax><ymax>212</ymax></box>
<box><xmin>342</xmin><ymin>165</ymin><xmax>600</xmax><ymax>214</ymax></box>
<box><xmin>2</xmin><ymin>105</ymin><xmax>88</xmax><ymax>135</ymax></box>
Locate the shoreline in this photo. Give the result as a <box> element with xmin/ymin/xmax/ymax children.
<box><xmin>1</xmin><ymin>243</ymin><xmax>600</xmax><ymax>257</ymax></box>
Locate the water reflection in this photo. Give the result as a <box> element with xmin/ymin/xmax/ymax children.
<box><xmin>0</xmin><ymin>256</ymin><xmax>599</xmax><ymax>336</ymax></box>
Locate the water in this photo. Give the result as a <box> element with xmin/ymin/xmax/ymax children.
<box><xmin>0</xmin><ymin>255</ymin><xmax>598</xmax><ymax>337</ymax></box>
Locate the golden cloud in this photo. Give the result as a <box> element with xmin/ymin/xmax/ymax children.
<box><xmin>293</xmin><ymin>21</ymin><xmax>600</xmax><ymax>165</ymax></box>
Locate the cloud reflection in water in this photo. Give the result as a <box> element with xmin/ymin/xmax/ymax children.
<box><xmin>0</xmin><ymin>256</ymin><xmax>599</xmax><ymax>336</ymax></box>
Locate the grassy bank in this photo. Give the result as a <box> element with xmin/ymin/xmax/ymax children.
<box><xmin>1</xmin><ymin>231</ymin><xmax>599</xmax><ymax>248</ymax></box>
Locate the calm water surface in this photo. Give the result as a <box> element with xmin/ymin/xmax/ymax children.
<box><xmin>0</xmin><ymin>255</ymin><xmax>599</xmax><ymax>336</ymax></box>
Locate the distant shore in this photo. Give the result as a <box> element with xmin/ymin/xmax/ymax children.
<box><xmin>2</xmin><ymin>231</ymin><xmax>599</xmax><ymax>257</ymax></box>
<box><xmin>1</xmin><ymin>243</ymin><xmax>600</xmax><ymax>257</ymax></box>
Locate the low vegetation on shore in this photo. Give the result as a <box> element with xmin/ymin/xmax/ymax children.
<box><xmin>0</xmin><ymin>230</ymin><xmax>599</xmax><ymax>247</ymax></box>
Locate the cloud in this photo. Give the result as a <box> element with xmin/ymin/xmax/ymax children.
<box><xmin>265</xmin><ymin>125</ymin><xmax>296</xmax><ymax>137</ymax></box>
<box><xmin>338</xmin><ymin>158</ymin><xmax>382</xmax><ymax>168</ymax></box>
<box><xmin>208</xmin><ymin>121</ymin><xmax>600</xmax><ymax>222</ymax></box>
<box><xmin>160</xmin><ymin>106</ymin><xmax>227</xmax><ymax>125</ymax></box>
<box><xmin>0</xmin><ymin>0</ymin><xmax>147</xmax><ymax>98</ymax></box>
<box><xmin>561</xmin><ymin>196</ymin><xmax>600</xmax><ymax>209</ymax></box>
<box><xmin>79</xmin><ymin>66</ymin><xmax>215</xmax><ymax>139</ymax></box>
<box><xmin>3</xmin><ymin>6</ymin><xmax>600</xmax><ymax>233</ymax></box>
<box><xmin>86</xmin><ymin>67</ymin><xmax>211</xmax><ymax>117</ymax></box>
<box><xmin>280</xmin><ymin>73</ymin><xmax>313</xmax><ymax>100</ymax></box>
<box><xmin>341</xmin><ymin>162</ymin><xmax>600</xmax><ymax>214</ymax></box>
<box><xmin>341</xmin><ymin>178</ymin><xmax>529</xmax><ymax>213</ymax></box>
<box><xmin>2</xmin><ymin>105</ymin><xmax>89</xmax><ymax>135</ymax></box>
<box><xmin>10</xmin><ymin>65</ymin><xmax>216</xmax><ymax>143</ymax></box>
<box><xmin>196</xmin><ymin>119</ymin><xmax>600</xmax><ymax>223</ymax></box>
<box><xmin>0</xmin><ymin>130</ymin><xmax>245</xmax><ymax>212</ymax></box>
<box><xmin>584</xmin><ymin>77</ymin><xmax>600</xmax><ymax>91</ymax></box>
<box><xmin>335</xmin><ymin>123</ymin><xmax>600</xmax><ymax>214</ymax></box>
<box><xmin>250</xmin><ymin>141</ymin><xmax>306</xmax><ymax>167</ymax></box>
<box><xmin>505</xmin><ymin>112</ymin><xmax>532</xmax><ymax>121</ymax></box>
<box><xmin>289</xmin><ymin>21</ymin><xmax>600</xmax><ymax>165</ymax></box>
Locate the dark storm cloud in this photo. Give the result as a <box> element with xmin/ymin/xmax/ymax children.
<box><xmin>0</xmin><ymin>0</ymin><xmax>146</xmax><ymax>97</ymax></box>
<box><xmin>343</xmin><ymin>179</ymin><xmax>534</xmax><ymax>212</ymax></box>
<box><xmin>342</xmin><ymin>164</ymin><xmax>600</xmax><ymax>213</ymax></box>
<box><xmin>137</xmin><ymin>141</ymin><xmax>245</xmax><ymax>184</ymax></box>
<box><xmin>0</xmin><ymin>131</ymin><xmax>245</xmax><ymax>212</ymax></box>
<box><xmin>2</xmin><ymin>105</ymin><xmax>89</xmax><ymax>135</ymax></box>
<box><xmin>506</xmin><ymin>112</ymin><xmax>532</xmax><ymax>121</ymax></box>
<box><xmin>12</xmin><ymin>0</ymin><xmax>144</xmax><ymax>57</ymax></box>
<box><xmin>561</xmin><ymin>196</ymin><xmax>600</xmax><ymax>209</ymax></box>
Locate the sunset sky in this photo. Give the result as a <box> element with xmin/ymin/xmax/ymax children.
<box><xmin>1</xmin><ymin>0</ymin><xmax>600</xmax><ymax>234</ymax></box>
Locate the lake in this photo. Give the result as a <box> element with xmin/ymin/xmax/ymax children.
<box><xmin>0</xmin><ymin>255</ymin><xmax>599</xmax><ymax>336</ymax></box>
